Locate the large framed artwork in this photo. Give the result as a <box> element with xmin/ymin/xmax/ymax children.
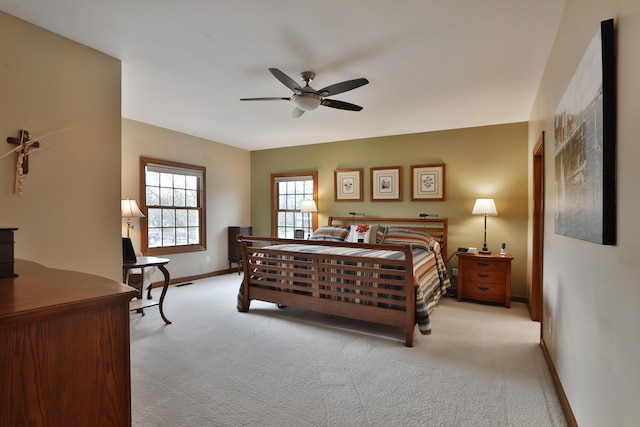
<box><xmin>371</xmin><ymin>166</ymin><xmax>402</xmax><ymax>201</ymax></box>
<box><xmin>411</xmin><ymin>164</ymin><xmax>446</xmax><ymax>201</ymax></box>
<box><xmin>334</xmin><ymin>169</ymin><xmax>363</xmax><ymax>201</ymax></box>
<box><xmin>554</xmin><ymin>18</ymin><xmax>616</xmax><ymax>245</ymax></box>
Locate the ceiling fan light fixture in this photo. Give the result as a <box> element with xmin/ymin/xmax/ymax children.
<box><xmin>292</xmin><ymin>93</ymin><xmax>322</xmax><ymax>111</ymax></box>
<box><xmin>241</xmin><ymin>69</ymin><xmax>368</xmax><ymax>117</ymax></box>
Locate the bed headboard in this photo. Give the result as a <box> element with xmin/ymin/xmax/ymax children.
<box><xmin>327</xmin><ymin>216</ymin><xmax>448</xmax><ymax>257</ymax></box>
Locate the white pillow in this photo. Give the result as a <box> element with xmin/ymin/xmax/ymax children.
<box><xmin>346</xmin><ymin>224</ymin><xmax>379</xmax><ymax>243</ymax></box>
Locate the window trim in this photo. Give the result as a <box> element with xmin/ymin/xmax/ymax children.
<box><xmin>271</xmin><ymin>171</ymin><xmax>318</xmax><ymax>238</ymax></box>
<box><xmin>140</xmin><ymin>156</ymin><xmax>207</xmax><ymax>255</ymax></box>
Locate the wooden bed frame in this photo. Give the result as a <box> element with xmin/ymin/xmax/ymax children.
<box><xmin>237</xmin><ymin>217</ymin><xmax>448</xmax><ymax>347</ymax></box>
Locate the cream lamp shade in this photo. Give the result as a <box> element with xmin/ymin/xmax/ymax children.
<box><xmin>471</xmin><ymin>198</ymin><xmax>498</xmax><ymax>217</ymax></box>
<box><xmin>121</xmin><ymin>199</ymin><xmax>145</xmax><ymax>218</ymax></box>
<box><xmin>300</xmin><ymin>200</ymin><xmax>318</xmax><ymax>213</ymax></box>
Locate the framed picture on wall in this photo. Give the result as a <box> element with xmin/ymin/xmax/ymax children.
<box><xmin>553</xmin><ymin>18</ymin><xmax>616</xmax><ymax>245</ymax></box>
<box><xmin>334</xmin><ymin>169</ymin><xmax>363</xmax><ymax>201</ymax></box>
<box><xmin>370</xmin><ymin>166</ymin><xmax>402</xmax><ymax>201</ymax></box>
<box><xmin>411</xmin><ymin>164</ymin><xmax>446</xmax><ymax>200</ymax></box>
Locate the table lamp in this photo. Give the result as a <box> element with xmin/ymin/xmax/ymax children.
<box><xmin>300</xmin><ymin>199</ymin><xmax>318</xmax><ymax>238</ymax></box>
<box><xmin>121</xmin><ymin>198</ymin><xmax>145</xmax><ymax>238</ymax></box>
<box><xmin>471</xmin><ymin>198</ymin><xmax>497</xmax><ymax>254</ymax></box>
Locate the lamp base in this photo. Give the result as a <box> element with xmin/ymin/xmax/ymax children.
<box><xmin>480</xmin><ymin>250</ymin><xmax>492</xmax><ymax>255</ymax></box>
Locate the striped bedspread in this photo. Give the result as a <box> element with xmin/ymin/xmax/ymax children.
<box><xmin>237</xmin><ymin>239</ymin><xmax>451</xmax><ymax>335</ymax></box>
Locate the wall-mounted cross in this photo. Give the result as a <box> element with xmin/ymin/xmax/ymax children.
<box><xmin>7</xmin><ymin>130</ymin><xmax>39</xmax><ymax>174</ymax></box>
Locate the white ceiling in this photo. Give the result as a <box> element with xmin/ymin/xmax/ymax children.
<box><xmin>0</xmin><ymin>0</ymin><xmax>565</xmax><ymax>151</ymax></box>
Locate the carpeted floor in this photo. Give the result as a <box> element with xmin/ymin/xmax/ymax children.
<box><xmin>130</xmin><ymin>273</ymin><xmax>567</xmax><ymax>426</ymax></box>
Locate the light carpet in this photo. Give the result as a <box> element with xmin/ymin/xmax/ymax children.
<box><xmin>130</xmin><ymin>273</ymin><xmax>566</xmax><ymax>427</ymax></box>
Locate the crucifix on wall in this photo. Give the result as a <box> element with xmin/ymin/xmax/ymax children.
<box><xmin>2</xmin><ymin>126</ymin><xmax>70</xmax><ymax>196</ymax></box>
<box><xmin>7</xmin><ymin>129</ymin><xmax>39</xmax><ymax>174</ymax></box>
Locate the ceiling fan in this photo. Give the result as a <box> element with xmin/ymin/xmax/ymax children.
<box><xmin>240</xmin><ymin>68</ymin><xmax>369</xmax><ymax>118</ymax></box>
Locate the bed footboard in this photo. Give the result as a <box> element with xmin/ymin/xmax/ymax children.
<box><xmin>237</xmin><ymin>236</ymin><xmax>416</xmax><ymax>346</ymax></box>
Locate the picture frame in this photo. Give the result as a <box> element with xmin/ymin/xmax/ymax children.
<box><xmin>370</xmin><ymin>166</ymin><xmax>402</xmax><ymax>201</ymax></box>
<box><xmin>334</xmin><ymin>168</ymin><xmax>363</xmax><ymax>201</ymax></box>
<box><xmin>411</xmin><ymin>164</ymin><xmax>446</xmax><ymax>201</ymax></box>
<box><xmin>553</xmin><ymin>19</ymin><xmax>616</xmax><ymax>245</ymax></box>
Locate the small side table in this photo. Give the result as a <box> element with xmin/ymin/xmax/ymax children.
<box><xmin>457</xmin><ymin>253</ymin><xmax>513</xmax><ymax>308</ymax></box>
<box><xmin>123</xmin><ymin>256</ymin><xmax>172</xmax><ymax>324</ymax></box>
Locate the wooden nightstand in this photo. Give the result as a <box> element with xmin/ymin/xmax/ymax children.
<box><xmin>457</xmin><ymin>253</ymin><xmax>513</xmax><ymax>308</ymax></box>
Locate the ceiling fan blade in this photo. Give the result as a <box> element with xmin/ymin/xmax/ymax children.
<box><xmin>321</xmin><ymin>99</ymin><xmax>363</xmax><ymax>111</ymax></box>
<box><xmin>269</xmin><ymin>68</ymin><xmax>303</xmax><ymax>93</ymax></box>
<box><xmin>240</xmin><ymin>97</ymin><xmax>290</xmax><ymax>101</ymax></box>
<box><xmin>292</xmin><ymin>107</ymin><xmax>305</xmax><ymax>118</ymax></box>
<box><xmin>318</xmin><ymin>78</ymin><xmax>369</xmax><ymax>97</ymax></box>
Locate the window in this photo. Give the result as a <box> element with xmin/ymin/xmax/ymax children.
<box><xmin>272</xmin><ymin>171</ymin><xmax>318</xmax><ymax>238</ymax></box>
<box><xmin>140</xmin><ymin>157</ymin><xmax>206</xmax><ymax>255</ymax></box>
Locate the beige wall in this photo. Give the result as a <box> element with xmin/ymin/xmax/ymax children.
<box><xmin>251</xmin><ymin>122</ymin><xmax>529</xmax><ymax>297</ymax></box>
<box><xmin>529</xmin><ymin>0</ymin><xmax>640</xmax><ymax>425</ymax></box>
<box><xmin>0</xmin><ymin>12</ymin><xmax>122</xmax><ymax>280</ymax></box>
<box><xmin>122</xmin><ymin>119</ymin><xmax>251</xmax><ymax>280</ymax></box>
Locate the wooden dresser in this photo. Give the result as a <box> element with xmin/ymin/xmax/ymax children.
<box><xmin>457</xmin><ymin>253</ymin><xmax>513</xmax><ymax>308</ymax></box>
<box><xmin>228</xmin><ymin>226</ymin><xmax>251</xmax><ymax>273</ymax></box>
<box><xmin>0</xmin><ymin>259</ymin><xmax>137</xmax><ymax>427</ymax></box>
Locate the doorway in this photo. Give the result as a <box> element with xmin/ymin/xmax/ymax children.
<box><xmin>531</xmin><ymin>132</ymin><xmax>544</xmax><ymax>322</ymax></box>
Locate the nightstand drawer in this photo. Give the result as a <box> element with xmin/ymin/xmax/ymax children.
<box><xmin>461</xmin><ymin>268</ymin><xmax>506</xmax><ymax>285</ymax></box>
<box><xmin>462</xmin><ymin>258</ymin><xmax>506</xmax><ymax>273</ymax></box>
<box><xmin>462</xmin><ymin>281</ymin><xmax>506</xmax><ymax>303</ymax></box>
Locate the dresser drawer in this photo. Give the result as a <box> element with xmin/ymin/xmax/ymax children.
<box><xmin>462</xmin><ymin>281</ymin><xmax>506</xmax><ymax>303</ymax></box>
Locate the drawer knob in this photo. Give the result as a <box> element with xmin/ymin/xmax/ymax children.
<box><xmin>478</xmin><ymin>274</ymin><xmax>489</xmax><ymax>278</ymax></box>
<box><xmin>478</xmin><ymin>262</ymin><xmax>490</xmax><ymax>267</ymax></box>
<box><xmin>478</xmin><ymin>286</ymin><xmax>489</xmax><ymax>291</ymax></box>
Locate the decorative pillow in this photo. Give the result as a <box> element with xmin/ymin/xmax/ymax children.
<box><xmin>429</xmin><ymin>238</ymin><xmax>441</xmax><ymax>254</ymax></box>
<box><xmin>381</xmin><ymin>228</ymin><xmax>431</xmax><ymax>251</ymax></box>
<box><xmin>375</xmin><ymin>226</ymin><xmax>387</xmax><ymax>243</ymax></box>
<box><xmin>346</xmin><ymin>224</ymin><xmax>380</xmax><ymax>243</ymax></box>
<box><xmin>309</xmin><ymin>226</ymin><xmax>350</xmax><ymax>242</ymax></box>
